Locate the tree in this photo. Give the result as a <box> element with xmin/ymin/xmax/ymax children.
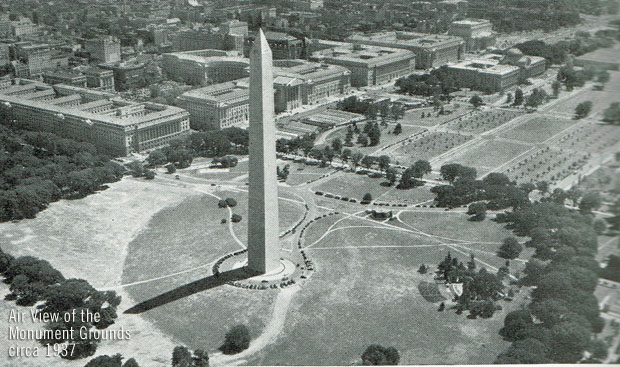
<box><xmin>166</xmin><ymin>163</ymin><xmax>177</xmax><ymax>174</ymax></box>
<box><xmin>357</xmin><ymin>134</ymin><xmax>369</xmax><ymax>147</ymax></box>
<box><xmin>467</xmin><ymin>202</ymin><xmax>487</xmax><ymax>221</ymax></box>
<box><xmin>331</xmin><ymin>137</ymin><xmax>343</xmax><ymax>153</ymax></box>
<box><xmin>192</xmin><ymin>349</ymin><xmax>209</xmax><ymax>367</ymax></box>
<box><xmin>351</xmin><ymin>151</ymin><xmax>363</xmax><ymax>170</ymax></box>
<box><xmin>469</xmin><ymin>95</ymin><xmax>484</xmax><ymax>108</ymax></box>
<box><xmin>362</xmin><ymin>193</ymin><xmax>373</xmax><ymax>203</ymax></box>
<box><xmin>172</xmin><ymin>346</ymin><xmax>192</xmax><ymax>367</ymax></box>
<box><xmin>513</xmin><ymin>88</ymin><xmax>524</xmax><ymax>106</ymax></box>
<box><xmin>368</xmin><ymin>123</ymin><xmax>381</xmax><ymax>146</ymax></box>
<box><xmin>231</xmin><ymin>214</ymin><xmax>242</xmax><ymax>223</ymax></box>
<box><xmin>495</xmin><ymin>338</ymin><xmax>551</xmax><ymax>364</ymax></box>
<box><xmin>85</xmin><ymin>354</ymin><xmax>123</xmax><ymax>367</ymax></box>
<box><xmin>551</xmin><ymin>80</ymin><xmax>561</xmax><ymax>97</ymax></box>
<box><xmin>597</xmin><ymin>70</ymin><xmax>610</xmax><ymax>85</ymax></box>
<box><xmin>146</xmin><ymin>150</ymin><xmax>167</xmax><ymax>166</ymax></box>
<box><xmin>385</xmin><ymin>167</ymin><xmax>397</xmax><ymax>185</ymax></box>
<box><xmin>602</xmin><ymin>102</ymin><xmax>620</xmax><ymax>125</ymax></box>
<box><xmin>361</xmin><ymin>155</ymin><xmax>375</xmax><ymax>169</ymax></box>
<box><xmin>579</xmin><ymin>191</ymin><xmax>601</xmax><ymax>213</ymax></box>
<box><xmin>377</xmin><ymin>155</ymin><xmax>391</xmax><ymax>172</ymax></box>
<box><xmin>498</xmin><ymin>237</ymin><xmax>523</xmax><ymax>260</ymax></box>
<box><xmin>361</xmin><ymin>345</ymin><xmax>400</xmax><ymax>365</ymax></box>
<box><xmin>574</xmin><ymin>101</ymin><xmax>593</xmax><ymax>119</ymax></box>
<box><xmin>123</xmin><ymin>358</ymin><xmax>140</xmax><ymax>367</ymax></box>
<box><xmin>412</xmin><ymin>160</ymin><xmax>432</xmax><ymax>178</ymax></box>
<box><xmin>219</xmin><ymin>325</ymin><xmax>251</xmax><ymax>355</ymax></box>
<box><xmin>393</xmin><ymin>123</ymin><xmax>402</xmax><ymax>135</ymax></box>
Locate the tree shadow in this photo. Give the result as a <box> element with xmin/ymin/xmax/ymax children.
<box><xmin>124</xmin><ymin>267</ymin><xmax>257</xmax><ymax>314</ymax></box>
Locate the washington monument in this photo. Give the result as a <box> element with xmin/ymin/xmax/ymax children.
<box><xmin>247</xmin><ymin>29</ymin><xmax>280</xmax><ymax>274</ymax></box>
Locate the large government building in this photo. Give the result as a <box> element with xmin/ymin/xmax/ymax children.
<box><xmin>346</xmin><ymin>31</ymin><xmax>464</xmax><ymax>69</ymax></box>
<box><xmin>308</xmin><ymin>40</ymin><xmax>415</xmax><ymax>87</ymax></box>
<box><xmin>0</xmin><ymin>80</ymin><xmax>190</xmax><ymax>156</ymax></box>
<box><xmin>176</xmin><ymin>80</ymin><xmax>249</xmax><ymax>130</ymax></box>
<box><xmin>161</xmin><ymin>49</ymin><xmax>250</xmax><ymax>85</ymax></box>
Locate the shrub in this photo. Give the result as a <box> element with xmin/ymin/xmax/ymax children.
<box><xmin>219</xmin><ymin>325</ymin><xmax>251</xmax><ymax>355</ymax></box>
<box><xmin>231</xmin><ymin>214</ymin><xmax>242</xmax><ymax>223</ymax></box>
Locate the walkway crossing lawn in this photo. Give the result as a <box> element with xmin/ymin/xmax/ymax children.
<box><xmin>446</xmin><ymin>139</ymin><xmax>533</xmax><ymax>173</ymax></box>
<box><xmin>316</xmin><ymin>173</ymin><xmax>393</xmax><ymax>201</ymax></box>
<box><xmin>397</xmin><ymin>211</ymin><xmax>512</xmax><ymax>244</ymax></box>
<box><xmin>498</xmin><ymin>116</ymin><xmax>578</xmax><ymax>143</ymax></box>
<box><xmin>248</xmin><ymin>245</ymin><xmax>521</xmax><ymax>365</ymax></box>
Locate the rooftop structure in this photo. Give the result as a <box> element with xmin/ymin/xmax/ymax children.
<box><xmin>347</xmin><ymin>31</ymin><xmax>464</xmax><ymax>69</ymax></box>
<box><xmin>244</xmin><ymin>31</ymin><xmax>304</xmax><ymax>60</ymax></box>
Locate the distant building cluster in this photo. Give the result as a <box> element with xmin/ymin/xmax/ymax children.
<box><xmin>308</xmin><ymin>40</ymin><xmax>415</xmax><ymax>87</ymax></box>
<box><xmin>346</xmin><ymin>31</ymin><xmax>465</xmax><ymax>69</ymax></box>
<box><xmin>175</xmin><ymin>59</ymin><xmax>351</xmax><ymax>130</ymax></box>
<box><xmin>0</xmin><ymin>79</ymin><xmax>189</xmax><ymax>156</ymax></box>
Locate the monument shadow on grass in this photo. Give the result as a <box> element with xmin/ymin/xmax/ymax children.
<box><xmin>124</xmin><ymin>267</ymin><xmax>258</xmax><ymax>314</ymax></box>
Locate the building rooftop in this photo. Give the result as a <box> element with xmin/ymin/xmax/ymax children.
<box><xmin>449</xmin><ymin>59</ymin><xmax>519</xmax><ymax>75</ymax></box>
<box><xmin>347</xmin><ymin>31</ymin><xmax>464</xmax><ymax>49</ymax></box>
<box><xmin>178</xmin><ymin>82</ymin><xmax>249</xmax><ymax>104</ymax></box>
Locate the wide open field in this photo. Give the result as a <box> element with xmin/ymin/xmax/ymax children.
<box><xmin>246</xmin><ymin>216</ymin><xmax>526</xmax><ymax>365</ymax></box>
<box><xmin>499</xmin><ymin>115</ymin><xmax>578</xmax><ymax>143</ymax></box>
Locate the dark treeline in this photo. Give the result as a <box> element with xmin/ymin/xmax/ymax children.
<box><xmin>0</xmin><ymin>124</ymin><xmax>125</xmax><ymax>222</ymax></box>
<box><xmin>514</xmin><ymin>29</ymin><xmax>620</xmax><ymax>65</ymax></box>
<box><xmin>467</xmin><ymin>0</ymin><xmax>618</xmax><ymax>33</ymax></box>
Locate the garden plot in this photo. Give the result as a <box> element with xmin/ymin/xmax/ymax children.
<box><xmin>501</xmin><ymin>147</ymin><xmax>590</xmax><ymax>184</ymax></box>
<box><xmin>389</xmin><ymin>132</ymin><xmax>474</xmax><ymax>165</ymax></box>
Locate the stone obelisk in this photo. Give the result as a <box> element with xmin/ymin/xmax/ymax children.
<box><xmin>247</xmin><ymin>29</ymin><xmax>280</xmax><ymax>274</ymax></box>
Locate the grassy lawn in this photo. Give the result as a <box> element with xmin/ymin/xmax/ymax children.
<box><xmin>499</xmin><ymin>115</ymin><xmax>578</xmax><ymax>143</ymax></box>
<box><xmin>124</xmin><ymin>274</ymin><xmax>277</xmax><ymax>352</ymax></box>
<box><xmin>446</xmin><ymin>109</ymin><xmax>523</xmax><ymax>134</ymax></box>
<box><xmin>281</xmin><ymin>161</ymin><xmax>334</xmax><ymax>186</ymax></box>
<box><xmin>390</xmin><ymin>132</ymin><xmax>474</xmax><ymax>164</ymax></box>
<box><xmin>247</xmin><ymin>237</ymin><xmax>520</xmax><ymax>365</ymax></box>
<box><xmin>376</xmin><ymin>185</ymin><xmax>436</xmax><ymax>204</ymax></box>
<box><xmin>447</xmin><ymin>139</ymin><xmax>533</xmax><ymax>172</ymax></box>
<box><xmin>315</xmin><ymin>172</ymin><xmax>393</xmax><ymax>202</ymax></box>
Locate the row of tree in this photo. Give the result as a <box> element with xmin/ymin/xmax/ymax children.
<box><xmin>495</xmin><ymin>200</ymin><xmax>607</xmax><ymax>363</ymax></box>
